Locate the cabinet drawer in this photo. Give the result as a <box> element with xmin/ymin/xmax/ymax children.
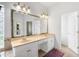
<box><xmin>13</xmin><ymin>42</ymin><xmax>38</xmax><ymax>57</ymax></box>
<box><xmin>38</xmin><ymin>39</ymin><xmax>48</xmax><ymax>44</ymax></box>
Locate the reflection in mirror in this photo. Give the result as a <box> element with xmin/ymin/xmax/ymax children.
<box><xmin>27</xmin><ymin>21</ymin><xmax>32</xmax><ymax>36</ymax></box>
<box><xmin>12</xmin><ymin>11</ymin><xmax>24</xmax><ymax>37</ymax></box>
<box><xmin>16</xmin><ymin>23</ymin><xmax>20</xmax><ymax>35</ymax></box>
<box><xmin>11</xmin><ymin>10</ymin><xmax>48</xmax><ymax>38</ymax></box>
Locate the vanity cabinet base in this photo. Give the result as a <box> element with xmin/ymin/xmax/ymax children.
<box><xmin>13</xmin><ymin>42</ymin><xmax>38</xmax><ymax>57</ymax></box>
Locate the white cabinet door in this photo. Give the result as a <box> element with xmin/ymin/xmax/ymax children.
<box><xmin>47</xmin><ymin>36</ymin><xmax>54</xmax><ymax>52</ymax></box>
<box><xmin>32</xmin><ymin>20</ymin><xmax>40</xmax><ymax>35</ymax></box>
<box><xmin>38</xmin><ymin>39</ymin><xmax>48</xmax><ymax>52</ymax></box>
<box><xmin>13</xmin><ymin>42</ymin><xmax>38</xmax><ymax>57</ymax></box>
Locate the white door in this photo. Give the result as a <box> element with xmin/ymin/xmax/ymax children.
<box><xmin>68</xmin><ymin>12</ymin><xmax>78</xmax><ymax>54</ymax></box>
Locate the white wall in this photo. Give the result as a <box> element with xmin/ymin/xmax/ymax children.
<box><xmin>0</xmin><ymin>4</ymin><xmax>4</xmax><ymax>48</ymax></box>
<box><xmin>0</xmin><ymin>3</ymin><xmax>11</xmax><ymax>39</ymax></box>
<box><xmin>61</xmin><ymin>14</ymin><xmax>68</xmax><ymax>46</ymax></box>
<box><xmin>48</xmin><ymin>12</ymin><xmax>62</xmax><ymax>49</ymax></box>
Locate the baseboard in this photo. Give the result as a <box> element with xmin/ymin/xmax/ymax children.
<box><xmin>0</xmin><ymin>48</ymin><xmax>12</xmax><ymax>52</ymax></box>
<box><xmin>68</xmin><ymin>47</ymin><xmax>78</xmax><ymax>55</ymax></box>
<box><xmin>0</xmin><ymin>48</ymin><xmax>5</xmax><ymax>52</ymax></box>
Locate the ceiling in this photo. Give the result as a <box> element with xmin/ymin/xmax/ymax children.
<box><xmin>0</xmin><ymin>2</ymin><xmax>58</xmax><ymax>11</ymax></box>
<box><xmin>39</xmin><ymin>2</ymin><xmax>58</xmax><ymax>7</ymax></box>
<box><xmin>1</xmin><ymin>2</ymin><xmax>79</xmax><ymax>15</ymax></box>
<box><xmin>26</xmin><ymin>2</ymin><xmax>59</xmax><ymax>13</ymax></box>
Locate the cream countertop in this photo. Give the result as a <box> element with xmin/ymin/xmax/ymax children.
<box><xmin>11</xmin><ymin>33</ymin><xmax>54</xmax><ymax>48</ymax></box>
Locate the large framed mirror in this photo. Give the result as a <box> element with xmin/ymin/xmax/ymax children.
<box><xmin>11</xmin><ymin>9</ymin><xmax>48</xmax><ymax>38</ymax></box>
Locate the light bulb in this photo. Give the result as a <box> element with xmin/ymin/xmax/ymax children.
<box><xmin>45</xmin><ymin>15</ymin><xmax>48</xmax><ymax>19</ymax></box>
<box><xmin>22</xmin><ymin>7</ymin><xmax>26</xmax><ymax>12</ymax></box>
<box><xmin>16</xmin><ymin>5</ymin><xmax>21</xmax><ymax>11</ymax></box>
<box><xmin>43</xmin><ymin>14</ymin><xmax>45</xmax><ymax>18</ymax></box>
<box><xmin>27</xmin><ymin>9</ymin><xmax>31</xmax><ymax>14</ymax></box>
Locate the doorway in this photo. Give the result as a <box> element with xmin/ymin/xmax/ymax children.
<box><xmin>61</xmin><ymin>12</ymin><xmax>78</xmax><ymax>54</ymax></box>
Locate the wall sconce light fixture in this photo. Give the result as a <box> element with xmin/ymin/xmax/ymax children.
<box><xmin>40</xmin><ymin>11</ymin><xmax>48</xmax><ymax>19</ymax></box>
<box><xmin>13</xmin><ymin>2</ymin><xmax>48</xmax><ymax>19</ymax></box>
<box><xmin>13</xmin><ymin>2</ymin><xmax>31</xmax><ymax>14</ymax></box>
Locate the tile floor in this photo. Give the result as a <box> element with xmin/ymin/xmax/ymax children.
<box><xmin>5</xmin><ymin>50</ymin><xmax>14</xmax><ymax>57</ymax></box>
<box><xmin>60</xmin><ymin>46</ymin><xmax>78</xmax><ymax>57</ymax></box>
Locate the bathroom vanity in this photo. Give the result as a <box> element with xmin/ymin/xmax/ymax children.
<box><xmin>11</xmin><ymin>33</ymin><xmax>54</xmax><ymax>57</ymax></box>
<box><xmin>10</xmin><ymin>10</ymin><xmax>54</xmax><ymax>57</ymax></box>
